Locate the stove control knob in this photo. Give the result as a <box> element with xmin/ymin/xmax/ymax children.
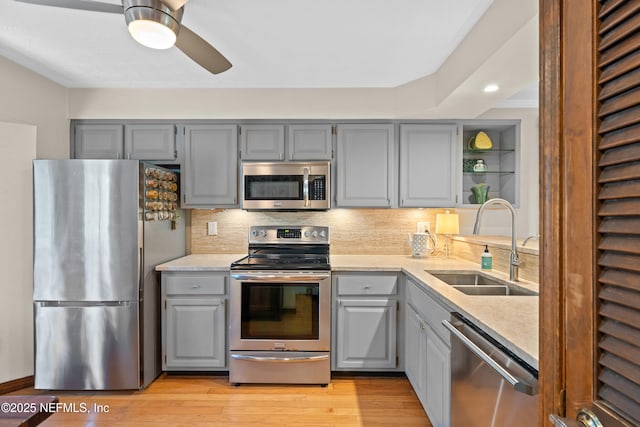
<box><xmin>304</xmin><ymin>230</ymin><xmax>310</xmax><ymax>238</ymax></box>
<box><xmin>312</xmin><ymin>230</ymin><xmax>318</xmax><ymax>238</ymax></box>
<box><xmin>319</xmin><ymin>230</ymin><xmax>326</xmax><ymax>238</ymax></box>
<box><xmin>259</xmin><ymin>230</ymin><xmax>267</xmax><ymax>238</ymax></box>
<box><xmin>251</xmin><ymin>230</ymin><xmax>258</xmax><ymax>237</ymax></box>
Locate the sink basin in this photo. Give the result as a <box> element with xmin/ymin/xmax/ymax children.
<box><xmin>426</xmin><ymin>270</ymin><xmax>538</xmax><ymax>296</ymax></box>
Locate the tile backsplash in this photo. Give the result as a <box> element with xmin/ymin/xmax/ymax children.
<box><xmin>189</xmin><ymin>208</ymin><xmax>444</xmax><ymax>255</ymax></box>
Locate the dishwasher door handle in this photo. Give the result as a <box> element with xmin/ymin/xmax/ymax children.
<box><xmin>442</xmin><ymin>319</ymin><xmax>538</xmax><ymax>396</ymax></box>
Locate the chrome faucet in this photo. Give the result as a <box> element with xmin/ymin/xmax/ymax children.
<box><xmin>472</xmin><ymin>198</ymin><xmax>520</xmax><ymax>281</ymax></box>
<box><xmin>523</xmin><ymin>234</ymin><xmax>540</xmax><ymax>247</ymax></box>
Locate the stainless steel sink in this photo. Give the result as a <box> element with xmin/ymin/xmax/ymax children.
<box><xmin>426</xmin><ymin>270</ymin><xmax>538</xmax><ymax>296</ymax></box>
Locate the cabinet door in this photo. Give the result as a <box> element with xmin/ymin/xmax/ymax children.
<box><xmin>287</xmin><ymin>125</ymin><xmax>333</xmax><ymax>160</ymax></box>
<box><xmin>399</xmin><ymin>124</ymin><xmax>457</xmax><ymax>207</ymax></box>
<box><xmin>240</xmin><ymin>125</ymin><xmax>285</xmax><ymax>160</ymax></box>
<box><xmin>336</xmin><ymin>124</ymin><xmax>395</xmax><ymax>207</ymax></box>
<box><xmin>183</xmin><ymin>125</ymin><xmax>238</xmax><ymax>207</ymax></box>
<box><xmin>335</xmin><ymin>298</ymin><xmax>397</xmax><ymax>369</ymax></box>
<box><xmin>425</xmin><ymin>326</ymin><xmax>451</xmax><ymax>427</ymax></box>
<box><xmin>405</xmin><ymin>303</ymin><xmax>427</xmax><ymax>407</ymax></box>
<box><xmin>74</xmin><ymin>124</ymin><xmax>123</xmax><ymax>159</ymax></box>
<box><xmin>124</xmin><ymin>124</ymin><xmax>176</xmax><ymax>161</ymax></box>
<box><xmin>165</xmin><ymin>297</ymin><xmax>226</xmax><ymax>369</ymax></box>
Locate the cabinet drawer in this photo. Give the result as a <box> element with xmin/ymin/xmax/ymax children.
<box><xmin>337</xmin><ymin>275</ymin><xmax>398</xmax><ymax>296</ymax></box>
<box><xmin>407</xmin><ymin>279</ymin><xmax>450</xmax><ymax>344</ymax></box>
<box><xmin>165</xmin><ymin>273</ymin><xmax>227</xmax><ymax>295</ymax></box>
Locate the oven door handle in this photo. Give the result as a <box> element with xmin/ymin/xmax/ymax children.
<box><xmin>231</xmin><ymin>274</ymin><xmax>330</xmax><ymax>282</ymax></box>
<box><xmin>303</xmin><ymin>167</ymin><xmax>310</xmax><ymax>207</ymax></box>
<box><xmin>231</xmin><ymin>354</ymin><xmax>329</xmax><ymax>363</ymax></box>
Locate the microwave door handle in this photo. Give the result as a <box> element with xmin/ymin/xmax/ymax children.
<box><xmin>303</xmin><ymin>167</ymin><xmax>310</xmax><ymax>207</ymax></box>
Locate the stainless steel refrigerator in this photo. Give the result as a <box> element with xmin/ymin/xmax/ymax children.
<box><xmin>33</xmin><ymin>160</ymin><xmax>185</xmax><ymax>390</ymax></box>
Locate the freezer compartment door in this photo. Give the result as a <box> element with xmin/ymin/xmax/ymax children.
<box><xmin>34</xmin><ymin>301</ymin><xmax>140</xmax><ymax>390</ymax></box>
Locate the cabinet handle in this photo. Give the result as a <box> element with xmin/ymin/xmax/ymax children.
<box><xmin>363</xmin><ymin>285</ymin><xmax>370</xmax><ymax>290</ymax></box>
<box><xmin>191</xmin><ymin>285</ymin><xmax>201</xmax><ymax>289</ymax></box>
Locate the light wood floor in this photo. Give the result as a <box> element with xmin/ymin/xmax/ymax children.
<box><xmin>10</xmin><ymin>374</ymin><xmax>432</xmax><ymax>426</ymax></box>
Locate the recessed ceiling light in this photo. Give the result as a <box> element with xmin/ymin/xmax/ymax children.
<box><xmin>484</xmin><ymin>84</ymin><xmax>500</xmax><ymax>93</ymax></box>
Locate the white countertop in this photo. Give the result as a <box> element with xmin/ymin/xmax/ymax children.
<box><xmin>156</xmin><ymin>253</ymin><xmax>539</xmax><ymax>369</ymax></box>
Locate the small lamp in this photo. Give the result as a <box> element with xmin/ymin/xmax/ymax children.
<box><xmin>435</xmin><ymin>210</ymin><xmax>459</xmax><ymax>259</ymax></box>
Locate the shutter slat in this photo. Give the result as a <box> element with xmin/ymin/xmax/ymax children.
<box><xmin>600</xmin><ymin>2</ymin><xmax>640</xmax><ymax>35</ymax></box>
<box><xmin>600</xmin><ymin>301</ymin><xmax>640</xmax><ymax>329</ymax></box>
<box><xmin>600</xmin><ymin>336</ymin><xmax>640</xmax><ymax>372</ymax></box>
<box><xmin>599</xmin><ymin>236</ymin><xmax>640</xmax><ymax>256</ymax></box>
<box><xmin>600</xmin><ymin>285</ymin><xmax>640</xmax><ymax>310</ymax></box>
<box><xmin>599</xmin><ymin>32</ymin><xmax>640</xmax><ymax>70</ymax></box>
<box><xmin>600</xmin><ymin>269</ymin><xmax>640</xmax><ymax>291</ymax></box>
<box><xmin>600</xmin><ymin>0</ymin><xmax>629</xmax><ymax>20</ymax></box>
<box><xmin>598</xmin><ymin>385</ymin><xmax>640</xmax><ymax>425</ymax></box>
<box><xmin>598</xmin><ymin>199</ymin><xmax>640</xmax><ymax>215</ymax></box>
<box><xmin>599</xmin><ymin>253</ymin><xmax>640</xmax><ymax>272</ymax></box>
<box><xmin>599</xmin><ymin>87</ymin><xmax>640</xmax><ymax>117</ymax></box>
<box><xmin>599</xmin><ymin>15</ymin><xmax>640</xmax><ymax>53</ymax></box>
<box><xmin>599</xmin><ymin>143</ymin><xmax>640</xmax><ymax>166</ymax></box>
<box><xmin>600</xmin><ymin>319</ymin><xmax>640</xmax><ymax>347</ymax></box>
<box><xmin>600</xmin><ymin>69</ymin><xmax>640</xmax><ymax>101</ymax></box>
<box><xmin>600</xmin><ymin>123</ymin><xmax>640</xmax><ymax>150</ymax></box>
<box><xmin>600</xmin><ymin>106</ymin><xmax>640</xmax><ymax>134</ymax></box>
<box><xmin>599</xmin><ymin>52</ymin><xmax>640</xmax><ymax>85</ymax></box>
<box><xmin>600</xmin><ymin>352</ymin><xmax>640</xmax><ymax>385</ymax></box>
<box><xmin>599</xmin><ymin>162</ymin><xmax>640</xmax><ymax>183</ymax></box>
<box><xmin>599</xmin><ymin>181</ymin><xmax>640</xmax><ymax>199</ymax></box>
<box><xmin>599</xmin><ymin>371</ymin><xmax>640</xmax><ymax>405</ymax></box>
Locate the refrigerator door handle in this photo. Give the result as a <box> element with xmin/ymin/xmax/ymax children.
<box><xmin>35</xmin><ymin>301</ymin><xmax>132</xmax><ymax>308</ymax></box>
<box><xmin>139</xmin><ymin>246</ymin><xmax>144</xmax><ymax>299</ymax></box>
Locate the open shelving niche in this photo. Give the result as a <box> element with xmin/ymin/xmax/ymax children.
<box><xmin>460</xmin><ymin>121</ymin><xmax>520</xmax><ymax>207</ymax></box>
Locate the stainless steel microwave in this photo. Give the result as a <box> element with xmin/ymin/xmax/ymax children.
<box><xmin>241</xmin><ymin>161</ymin><xmax>331</xmax><ymax>210</ymax></box>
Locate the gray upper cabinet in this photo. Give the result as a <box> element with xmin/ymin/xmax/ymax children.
<box><xmin>336</xmin><ymin>124</ymin><xmax>395</xmax><ymax>207</ymax></box>
<box><xmin>74</xmin><ymin>124</ymin><xmax>123</xmax><ymax>159</ymax></box>
<box><xmin>183</xmin><ymin>124</ymin><xmax>238</xmax><ymax>207</ymax></box>
<box><xmin>124</xmin><ymin>124</ymin><xmax>177</xmax><ymax>161</ymax></box>
<box><xmin>240</xmin><ymin>125</ymin><xmax>285</xmax><ymax>160</ymax></box>
<box><xmin>287</xmin><ymin>125</ymin><xmax>333</xmax><ymax>160</ymax></box>
<box><xmin>399</xmin><ymin>124</ymin><xmax>457</xmax><ymax>207</ymax></box>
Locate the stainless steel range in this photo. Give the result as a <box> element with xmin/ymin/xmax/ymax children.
<box><xmin>229</xmin><ymin>225</ymin><xmax>331</xmax><ymax>385</ymax></box>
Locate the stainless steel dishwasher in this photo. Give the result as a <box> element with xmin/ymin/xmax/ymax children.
<box><xmin>443</xmin><ymin>313</ymin><xmax>538</xmax><ymax>427</ymax></box>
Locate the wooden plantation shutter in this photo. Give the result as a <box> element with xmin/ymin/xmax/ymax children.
<box><xmin>597</xmin><ymin>0</ymin><xmax>640</xmax><ymax>425</ymax></box>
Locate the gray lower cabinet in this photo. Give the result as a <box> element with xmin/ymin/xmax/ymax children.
<box><xmin>74</xmin><ymin>124</ymin><xmax>123</xmax><ymax>159</ymax></box>
<box><xmin>161</xmin><ymin>271</ymin><xmax>228</xmax><ymax>370</ymax></box>
<box><xmin>240</xmin><ymin>124</ymin><xmax>285</xmax><ymax>160</ymax></box>
<box><xmin>183</xmin><ymin>124</ymin><xmax>238</xmax><ymax>207</ymax></box>
<box><xmin>336</xmin><ymin>124</ymin><xmax>395</xmax><ymax>207</ymax></box>
<box><xmin>399</xmin><ymin>124</ymin><xmax>457</xmax><ymax>207</ymax></box>
<box><xmin>405</xmin><ymin>278</ymin><xmax>451</xmax><ymax>427</ymax></box>
<box><xmin>332</xmin><ymin>273</ymin><xmax>401</xmax><ymax>370</ymax></box>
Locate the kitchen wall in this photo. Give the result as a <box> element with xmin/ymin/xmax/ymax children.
<box><xmin>0</xmin><ymin>122</ymin><xmax>36</xmax><ymax>384</ymax></box>
<box><xmin>0</xmin><ymin>56</ymin><xmax>69</xmax><ymax>159</ymax></box>
<box><xmin>0</xmin><ymin>59</ymin><xmax>68</xmax><ymax>384</ymax></box>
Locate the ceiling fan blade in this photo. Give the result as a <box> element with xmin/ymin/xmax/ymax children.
<box><xmin>159</xmin><ymin>0</ymin><xmax>188</xmax><ymax>11</ymax></box>
<box><xmin>175</xmin><ymin>25</ymin><xmax>232</xmax><ymax>75</ymax></box>
<box><xmin>14</xmin><ymin>0</ymin><xmax>123</xmax><ymax>14</ymax></box>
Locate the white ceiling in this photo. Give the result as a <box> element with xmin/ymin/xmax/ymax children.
<box><xmin>0</xmin><ymin>0</ymin><xmax>506</xmax><ymax>89</ymax></box>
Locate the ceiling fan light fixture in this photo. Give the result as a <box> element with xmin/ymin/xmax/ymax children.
<box><xmin>128</xmin><ymin>19</ymin><xmax>176</xmax><ymax>49</ymax></box>
<box><xmin>124</xmin><ymin>0</ymin><xmax>184</xmax><ymax>50</ymax></box>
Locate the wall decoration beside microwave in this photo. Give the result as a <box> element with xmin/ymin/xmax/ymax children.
<box><xmin>241</xmin><ymin>161</ymin><xmax>331</xmax><ymax>210</ymax></box>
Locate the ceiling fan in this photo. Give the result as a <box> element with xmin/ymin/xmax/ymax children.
<box><xmin>14</xmin><ymin>0</ymin><xmax>232</xmax><ymax>74</ymax></box>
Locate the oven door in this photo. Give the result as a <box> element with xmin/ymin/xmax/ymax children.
<box><xmin>230</xmin><ymin>271</ymin><xmax>331</xmax><ymax>351</ymax></box>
